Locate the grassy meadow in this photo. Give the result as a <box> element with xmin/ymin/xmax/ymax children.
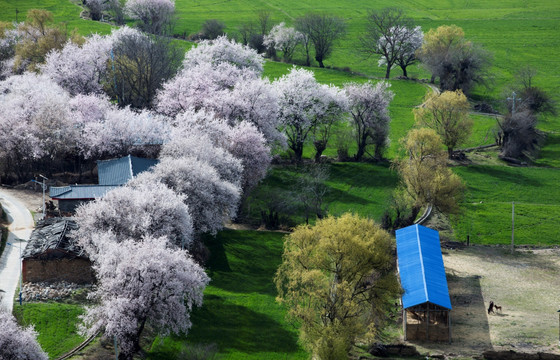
<box><xmin>147</xmin><ymin>230</ymin><xmax>309</xmax><ymax>360</ymax></box>
<box><xmin>12</xmin><ymin>302</ymin><xmax>85</xmax><ymax>359</ymax></box>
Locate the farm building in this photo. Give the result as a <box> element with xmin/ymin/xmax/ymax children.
<box><xmin>50</xmin><ymin>155</ymin><xmax>158</xmax><ymax>213</ymax></box>
<box><xmin>396</xmin><ymin>224</ymin><xmax>452</xmax><ymax>342</ymax></box>
<box><xmin>22</xmin><ymin>218</ymin><xmax>94</xmax><ymax>284</ymax></box>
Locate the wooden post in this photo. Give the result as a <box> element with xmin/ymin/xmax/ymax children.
<box><xmin>403</xmin><ymin>308</ymin><xmax>407</xmax><ymax>341</ymax></box>
<box><xmin>426</xmin><ymin>303</ymin><xmax>430</xmax><ymax>341</ymax></box>
<box><xmin>511</xmin><ymin>201</ymin><xmax>515</xmax><ymax>254</ymax></box>
<box><xmin>448</xmin><ymin>310</ymin><xmax>452</xmax><ymax>343</ymax></box>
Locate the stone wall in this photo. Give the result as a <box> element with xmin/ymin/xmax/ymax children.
<box><xmin>22</xmin><ymin>257</ymin><xmax>95</xmax><ymax>284</ymax></box>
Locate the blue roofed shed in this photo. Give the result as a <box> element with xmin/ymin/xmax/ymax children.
<box><xmin>396</xmin><ymin>224</ymin><xmax>452</xmax><ymax>342</ymax></box>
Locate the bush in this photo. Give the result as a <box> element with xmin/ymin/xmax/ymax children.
<box><xmin>179</xmin><ymin>343</ymin><xmax>218</xmax><ymax>360</ymax></box>
<box><xmin>200</xmin><ymin>19</ymin><xmax>226</xmax><ymax>40</ymax></box>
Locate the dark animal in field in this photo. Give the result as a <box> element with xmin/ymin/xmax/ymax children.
<box><xmin>494</xmin><ymin>304</ymin><xmax>502</xmax><ymax>312</ymax></box>
<box><xmin>488</xmin><ymin>301</ymin><xmax>494</xmax><ymax>314</ymax></box>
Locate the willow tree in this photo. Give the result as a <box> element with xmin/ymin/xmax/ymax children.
<box><xmin>275</xmin><ymin>213</ymin><xmax>400</xmax><ymax>360</ymax></box>
<box><xmin>414</xmin><ymin>90</ymin><xmax>472</xmax><ymax>157</ymax></box>
<box><xmin>396</xmin><ymin>128</ymin><xmax>464</xmax><ymax>218</ymax></box>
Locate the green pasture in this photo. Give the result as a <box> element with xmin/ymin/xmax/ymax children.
<box><xmin>147</xmin><ymin>230</ymin><xmax>308</xmax><ymax>360</ymax></box>
<box><xmin>12</xmin><ymin>302</ymin><xmax>85</xmax><ymax>359</ymax></box>
<box><xmin>171</xmin><ymin>0</ymin><xmax>560</xmax><ymax>102</ymax></box>
<box><xmin>0</xmin><ymin>0</ymin><xmax>112</xmax><ymax>35</ymax></box>
<box><xmin>245</xmin><ymin>162</ymin><xmax>399</xmax><ymax>227</ymax></box>
<box><xmin>452</xmin><ymin>165</ymin><xmax>560</xmax><ymax>245</ymax></box>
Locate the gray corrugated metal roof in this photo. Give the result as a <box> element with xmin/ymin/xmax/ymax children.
<box><xmin>22</xmin><ymin>218</ymin><xmax>85</xmax><ymax>259</ymax></box>
<box><xmin>396</xmin><ymin>224</ymin><xmax>452</xmax><ymax>310</ymax></box>
<box><xmin>50</xmin><ymin>186</ymin><xmax>72</xmax><ymax>197</ymax></box>
<box><xmin>49</xmin><ymin>185</ymin><xmax>120</xmax><ymax>200</ymax></box>
<box><xmin>97</xmin><ymin>155</ymin><xmax>158</xmax><ymax>185</ymax></box>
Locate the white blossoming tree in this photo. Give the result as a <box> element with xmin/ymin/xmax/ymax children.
<box><xmin>0</xmin><ymin>311</ymin><xmax>48</xmax><ymax>360</ymax></box>
<box><xmin>345</xmin><ymin>81</ymin><xmax>394</xmax><ymax>160</ymax></box>
<box><xmin>264</xmin><ymin>22</ymin><xmax>304</xmax><ymax>62</ymax></box>
<box><xmin>79</xmin><ymin>234</ymin><xmax>209</xmax><ymax>360</ymax></box>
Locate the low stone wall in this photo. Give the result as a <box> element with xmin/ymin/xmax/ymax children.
<box><xmin>23</xmin><ymin>257</ymin><xmax>94</xmax><ymax>284</ymax></box>
<box><xmin>21</xmin><ymin>281</ymin><xmax>93</xmax><ymax>302</ymax></box>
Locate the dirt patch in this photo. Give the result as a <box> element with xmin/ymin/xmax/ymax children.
<box><xmin>407</xmin><ymin>246</ymin><xmax>560</xmax><ymax>358</ymax></box>
<box><xmin>0</xmin><ymin>187</ymin><xmax>44</xmax><ymax>215</ymax></box>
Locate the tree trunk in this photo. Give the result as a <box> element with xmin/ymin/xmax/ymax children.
<box><xmin>400</xmin><ymin>65</ymin><xmax>408</xmax><ymax>78</ymax></box>
<box><xmin>385</xmin><ymin>65</ymin><xmax>391</xmax><ymax>79</ymax></box>
<box><xmin>316</xmin><ymin>55</ymin><xmax>324</xmax><ymax>68</ymax></box>
<box><xmin>355</xmin><ymin>132</ymin><xmax>368</xmax><ymax>161</ymax></box>
<box><xmin>447</xmin><ymin>147</ymin><xmax>454</xmax><ymax>158</ymax></box>
<box><xmin>374</xmin><ymin>144</ymin><xmax>384</xmax><ymax>160</ymax></box>
<box><xmin>293</xmin><ymin>144</ymin><xmax>304</xmax><ymax>163</ymax></box>
<box><xmin>313</xmin><ymin>140</ymin><xmax>327</xmax><ymax>162</ymax></box>
<box><xmin>430</xmin><ymin>74</ymin><xmax>436</xmax><ymax>84</ymax></box>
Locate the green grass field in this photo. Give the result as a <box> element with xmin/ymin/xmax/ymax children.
<box><xmin>147</xmin><ymin>230</ymin><xmax>308</xmax><ymax>360</ymax></box>
<box><xmin>169</xmin><ymin>0</ymin><xmax>560</xmax><ymax>101</ymax></box>
<box><xmin>0</xmin><ymin>0</ymin><xmax>112</xmax><ymax>35</ymax></box>
<box><xmin>452</xmin><ymin>165</ymin><xmax>560</xmax><ymax>245</ymax></box>
<box><xmin>12</xmin><ymin>302</ymin><xmax>85</xmax><ymax>359</ymax></box>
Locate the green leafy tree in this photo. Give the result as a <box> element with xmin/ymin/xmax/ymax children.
<box><xmin>414</xmin><ymin>90</ymin><xmax>472</xmax><ymax>157</ymax></box>
<box><xmin>417</xmin><ymin>25</ymin><xmax>490</xmax><ymax>94</ymax></box>
<box><xmin>396</xmin><ymin>128</ymin><xmax>464</xmax><ymax>218</ymax></box>
<box><xmin>275</xmin><ymin>213</ymin><xmax>400</xmax><ymax>360</ymax></box>
<box><xmin>14</xmin><ymin>9</ymin><xmax>83</xmax><ymax>73</ymax></box>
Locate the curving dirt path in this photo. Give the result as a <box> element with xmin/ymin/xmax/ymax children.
<box><xmin>0</xmin><ymin>189</ymin><xmax>36</xmax><ymax>312</ymax></box>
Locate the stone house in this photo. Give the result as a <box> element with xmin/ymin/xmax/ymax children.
<box><xmin>22</xmin><ymin>218</ymin><xmax>94</xmax><ymax>284</ymax></box>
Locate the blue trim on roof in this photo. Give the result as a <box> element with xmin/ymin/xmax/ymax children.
<box><xmin>396</xmin><ymin>224</ymin><xmax>452</xmax><ymax>310</ymax></box>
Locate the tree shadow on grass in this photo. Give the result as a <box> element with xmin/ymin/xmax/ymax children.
<box><xmin>328</xmin><ymin>162</ymin><xmax>397</xmax><ymax>190</ymax></box>
<box><xmin>190</xmin><ymin>295</ymin><xmax>300</xmax><ymax>353</ymax></box>
<box><xmin>203</xmin><ymin>230</ymin><xmax>285</xmax><ymax>295</ymax></box>
<box><xmin>460</xmin><ymin>165</ymin><xmax>543</xmax><ymax>187</ymax></box>
<box><xmin>148</xmin><ymin>295</ymin><xmax>302</xmax><ymax>358</ymax></box>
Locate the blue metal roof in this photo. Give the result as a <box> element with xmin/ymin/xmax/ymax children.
<box><xmin>49</xmin><ymin>185</ymin><xmax>120</xmax><ymax>200</ymax></box>
<box><xmin>97</xmin><ymin>155</ymin><xmax>158</xmax><ymax>186</ymax></box>
<box><xmin>396</xmin><ymin>224</ymin><xmax>452</xmax><ymax>310</ymax></box>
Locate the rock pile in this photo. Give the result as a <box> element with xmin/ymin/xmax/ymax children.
<box><xmin>21</xmin><ymin>281</ymin><xmax>93</xmax><ymax>302</ymax></box>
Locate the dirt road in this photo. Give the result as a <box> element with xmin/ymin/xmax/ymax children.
<box><xmin>0</xmin><ymin>189</ymin><xmax>37</xmax><ymax>312</ymax></box>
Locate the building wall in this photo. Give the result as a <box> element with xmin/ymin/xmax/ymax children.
<box><xmin>22</xmin><ymin>258</ymin><xmax>95</xmax><ymax>284</ymax></box>
<box><xmin>57</xmin><ymin>199</ymin><xmax>91</xmax><ymax>213</ymax></box>
<box><xmin>404</xmin><ymin>308</ymin><xmax>450</xmax><ymax>342</ymax></box>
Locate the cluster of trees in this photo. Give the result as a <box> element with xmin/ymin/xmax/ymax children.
<box><xmin>0</xmin><ymin>21</ymin><xmax>278</xmax><ymax>359</ymax></box>
<box><xmin>232</xmin><ymin>12</ymin><xmax>347</xmax><ymax>68</ymax></box>
<box><xmin>66</xmin><ymin>39</ymin><xmax>277</xmax><ymax>360</ymax></box>
<box><xmin>84</xmin><ymin>0</ymin><xmax>175</xmax><ymax>34</ymax></box>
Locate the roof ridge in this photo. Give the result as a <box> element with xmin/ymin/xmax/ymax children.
<box><xmin>128</xmin><ymin>154</ymin><xmax>133</xmax><ymax>180</ymax></box>
<box><xmin>415</xmin><ymin>224</ymin><xmax>429</xmax><ymax>303</ymax></box>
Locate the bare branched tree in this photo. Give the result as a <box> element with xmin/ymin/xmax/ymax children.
<box><xmin>295</xmin><ymin>13</ymin><xmax>346</xmax><ymax>68</ymax></box>
<box><xmin>106</xmin><ymin>31</ymin><xmax>182</xmax><ymax>108</ymax></box>
<box><xmin>297</xmin><ymin>165</ymin><xmax>329</xmax><ymax>224</ymax></box>
<box><xmin>359</xmin><ymin>8</ymin><xmax>420</xmax><ymax>78</ymax></box>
